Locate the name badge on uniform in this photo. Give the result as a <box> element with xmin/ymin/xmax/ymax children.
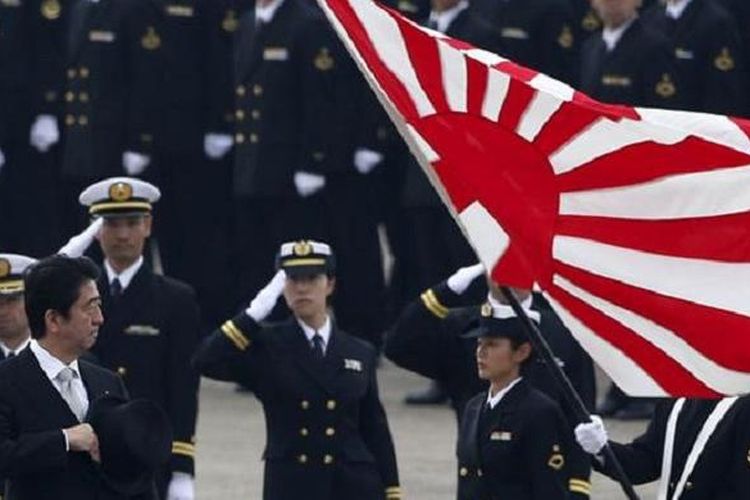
<box><xmin>500</xmin><ymin>27</ymin><xmax>529</xmax><ymax>40</ymax></box>
<box><xmin>490</xmin><ymin>431</ymin><xmax>512</xmax><ymax>441</ymax></box>
<box><xmin>601</xmin><ymin>74</ymin><xmax>632</xmax><ymax>87</ymax></box>
<box><xmin>0</xmin><ymin>0</ymin><xmax>22</xmax><ymax>8</ymax></box>
<box><xmin>124</xmin><ymin>325</ymin><xmax>160</xmax><ymax>336</ymax></box>
<box><xmin>675</xmin><ymin>48</ymin><xmax>694</xmax><ymax>60</ymax></box>
<box><xmin>89</xmin><ymin>30</ymin><xmax>116</xmax><ymax>43</ymax></box>
<box><xmin>166</xmin><ymin>4</ymin><xmax>194</xmax><ymax>17</ymax></box>
<box><xmin>263</xmin><ymin>47</ymin><xmax>289</xmax><ymax>61</ymax></box>
<box><xmin>344</xmin><ymin>358</ymin><xmax>363</xmax><ymax>372</ymax></box>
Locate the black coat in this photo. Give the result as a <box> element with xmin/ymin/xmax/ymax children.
<box><xmin>641</xmin><ymin>0</ymin><xmax>745</xmax><ymax>115</ymax></box>
<box><xmin>457</xmin><ymin>380</ymin><xmax>569</xmax><ymax>500</ymax></box>
<box><xmin>92</xmin><ymin>265</ymin><xmax>200</xmax><ymax>478</ymax></box>
<box><xmin>597</xmin><ymin>397</ymin><xmax>750</xmax><ymax>499</ymax></box>
<box><xmin>0</xmin><ymin>0</ymin><xmax>32</xmax><ymax>150</ymax></box>
<box><xmin>193</xmin><ymin>313</ymin><xmax>401</xmax><ymax>500</ymax></box>
<box><xmin>469</xmin><ymin>0</ymin><xmax>579</xmax><ymax>84</ymax></box>
<box><xmin>60</xmin><ymin>0</ymin><xmax>161</xmax><ymax>179</ymax></box>
<box><xmin>0</xmin><ymin>347</ymin><xmax>151</xmax><ymax>500</ymax></box>
<box><xmin>580</xmin><ymin>18</ymin><xmax>680</xmax><ymax>108</ymax></box>
<box><xmin>231</xmin><ymin>0</ymin><xmax>337</xmax><ymax>198</ymax></box>
<box><xmin>384</xmin><ymin>282</ymin><xmax>595</xmax><ymax>499</ymax></box>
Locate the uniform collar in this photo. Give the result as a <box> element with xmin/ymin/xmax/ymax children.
<box><xmin>486</xmin><ymin>376</ymin><xmax>523</xmax><ymax>409</ymax></box>
<box><xmin>666</xmin><ymin>0</ymin><xmax>692</xmax><ymax>19</ymax></box>
<box><xmin>29</xmin><ymin>339</ymin><xmax>81</xmax><ymax>382</ymax></box>
<box><xmin>0</xmin><ymin>337</ymin><xmax>30</xmax><ymax>358</ymax></box>
<box><xmin>297</xmin><ymin>315</ymin><xmax>332</xmax><ymax>351</ymax></box>
<box><xmin>428</xmin><ymin>0</ymin><xmax>469</xmax><ymax>34</ymax></box>
<box><xmin>602</xmin><ymin>16</ymin><xmax>636</xmax><ymax>52</ymax></box>
<box><xmin>255</xmin><ymin>0</ymin><xmax>285</xmax><ymax>25</ymax></box>
<box><xmin>105</xmin><ymin>256</ymin><xmax>143</xmax><ymax>292</ymax></box>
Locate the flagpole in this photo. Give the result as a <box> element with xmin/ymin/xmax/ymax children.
<box><xmin>500</xmin><ymin>286</ymin><xmax>641</xmax><ymax>500</ymax></box>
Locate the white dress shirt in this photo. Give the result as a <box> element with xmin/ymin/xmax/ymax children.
<box><xmin>602</xmin><ymin>16</ymin><xmax>636</xmax><ymax>52</ymax></box>
<box><xmin>666</xmin><ymin>0</ymin><xmax>692</xmax><ymax>20</ymax></box>
<box><xmin>0</xmin><ymin>337</ymin><xmax>30</xmax><ymax>358</ymax></box>
<box><xmin>105</xmin><ymin>256</ymin><xmax>143</xmax><ymax>292</ymax></box>
<box><xmin>256</xmin><ymin>0</ymin><xmax>285</xmax><ymax>24</ymax></box>
<box><xmin>297</xmin><ymin>315</ymin><xmax>332</xmax><ymax>354</ymax></box>
<box><xmin>486</xmin><ymin>377</ymin><xmax>523</xmax><ymax>410</ymax></box>
<box><xmin>428</xmin><ymin>0</ymin><xmax>469</xmax><ymax>34</ymax></box>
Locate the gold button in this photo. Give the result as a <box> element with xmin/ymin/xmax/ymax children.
<box><xmin>79</xmin><ymin>67</ymin><xmax>89</xmax><ymax>78</ymax></box>
<box><xmin>297</xmin><ymin>454</ymin><xmax>307</xmax><ymax>464</ymax></box>
<box><xmin>300</xmin><ymin>400</ymin><xmax>310</xmax><ymax>410</ymax></box>
<box><xmin>325</xmin><ymin>427</ymin><xmax>335</xmax><ymax>437</ymax></box>
<box><xmin>326</xmin><ymin>400</ymin><xmax>336</xmax><ymax>410</ymax></box>
<box><xmin>78</xmin><ymin>115</ymin><xmax>88</xmax><ymax>126</ymax></box>
<box><xmin>235</xmin><ymin>133</ymin><xmax>245</xmax><ymax>144</ymax></box>
<box><xmin>65</xmin><ymin>114</ymin><xmax>75</xmax><ymax>126</ymax></box>
<box><xmin>251</xmin><ymin>109</ymin><xmax>261</xmax><ymax>120</ymax></box>
<box><xmin>67</xmin><ymin>68</ymin><xmax>77</xmax><ymax>79</ymax></box>
<box><xmin>323</xmin><ymin>454</ymin><xmax>334</xmax><ymax>465</ymax></box>
<box><xmin>249</xmin><ymin>133</ymin><xmax>258</xmax><ymax>143</ymax></box>
<box><xmin>459</xmin><ymin>467</ymin><xmax>468</xmax><ymax>477</ymax></box>
<box><xmin>65</xmin><ymin>91</ymin><xmax>75</xmax><ymax>102</ymax></box>
<box><xmin>300</xmin><ymin>428</ymin><xmax>309</xmax><ymax>437</ymax></box>
<box><xmin>235</xmin><ymin>109</ymin><xmax>245</xmax><ymax>121</ymax></box>
<box><xmin>686</xmin><ymin>481</ymin><xmax>693</xmax><ymax>490</ymax></box>
<box><xmin>236</xmin><ymin>85</ymin><xmax>246</xmax><ymax>96</ymax></box>
<box><xmin>253</xmin><ymin>84</ymin><xmax>263</xmax><ymax>96</ymax></box>
<box><xmin>79</xmin><ymin>92</ymin><xmax>89</xmax><ymax>103</ymax></box>
<box><xmin>117</xmin><ymin>366</ymin><xmax>127</xmax><ymax>376</ymax></box>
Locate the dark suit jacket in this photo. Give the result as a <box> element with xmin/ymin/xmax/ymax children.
<box><xmin>93</xmin><ymin>264</ymin><xmax>200</xmax><ymax>478</ymax></box>
<box><xmin>0</xmin><ymin>347</ymin><xmax>141</xmax><ymax>500</ymax></box>
<box><xmin>194</xmin><ymin>313</ymin><xmax>400</xmax><ymax>500</ymax></box>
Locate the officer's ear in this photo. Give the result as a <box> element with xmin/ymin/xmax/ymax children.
<box><xmin>142</xmin><ymin>214</ymin><xmax>153</xmax><ymax>238</ymax></box>
<box><xmin>325</xmin><ymin>276</ymin><xmax>336</xmax><ymax>296</ymax></box>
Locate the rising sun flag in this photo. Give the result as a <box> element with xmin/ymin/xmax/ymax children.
<box><xmin>317</xmin><ymin>0</ymin><xmax>750</xmax><ymax>398</ymax></box>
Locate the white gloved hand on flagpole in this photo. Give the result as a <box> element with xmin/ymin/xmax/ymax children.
<box><xmin>575</xmin><ymin>415</ymin><xmax>608</xmax><ymax>455</ymax></box>
<box><xmin>57</xmin><ymin>218</ymin><xmax>104</xmax><ymax>257</ymax></box>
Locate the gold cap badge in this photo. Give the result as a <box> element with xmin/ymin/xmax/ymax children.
<box><xmin>293</xmin><ymin>241</ymin><xmax>313</xmax><ymax>257</ymax></box>
<box><xmin>0</xmin><ymin>259</ymin><xmax>9</xmax><ymax>278</ymax></box>
<box><xmin>109</xmin><ymin>182</ymin><xmax>133</xmax><ymax>202</ymax></box>
<box><xmin>481</xmin><ymin>303</ymin><xmax>493</xmax><ymax>317</ymax></box>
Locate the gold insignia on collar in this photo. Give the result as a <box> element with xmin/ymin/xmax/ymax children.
<box><xmin>548</xmin><ymin>452</ymin><xmax>565</xmax><ymax>470</ymax></box>
<box><xmin>41</xmin><ymin>0</ymin><xmax>61</xmax><ymax>20</ymax></box>
<box><xmin>481</xmin><ymin>303</ymin><xmax>493</xmax><ymax>317</ymax></box>
<box><xmin>314</xmin><ymin>48</ymin><xmax>334</xmax><ymax>71</ymax></box>
<box><xmin>655</xmin><ymin>73</ymin><xmax>676</xmax><ymax>98</ymax></box>
<box><xmin>0</xmin><ymin>259</ymin><xmax>10</xmax><ymax>278</ymax></box>
<box><xmin>109</xmin><ymin>182</ymin><xmax>133</xmax><ymax>202</ymax></box>
<box><xmin>222</xmin><ymin>9</ymin><xmax>238</xmax><ymax>33</ymax></box>
<box><xmin>141</xmin><ymin>26</ymin><xmax>161</xmax><ymax>51</ymax></box>
<box><xmin>714</xmin><ymin>48</ymin><xmax>735</xmax><ymax>72</ymax></box>
<box><xmin>582</xmin><ymin>11</ymin><xmax>601</xmax><ymax>32</ymax></box>
<box><xmin>293</xmin><ymin>241</ymin><xmax>313</xmax><ymax>256</ymax></box>
<box><xmin>557</xmin><ymin>25</ymin><xmax>574</xmax><ymax>50</ymax></box>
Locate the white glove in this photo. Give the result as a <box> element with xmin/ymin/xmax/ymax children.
<box><xmin>0</xmin><ymin>148</ymin><xmax>5</xmax><ymax>173</ymax></box>
<box><xmin>57</xmin><ymin>218</ymin><xmax>104</xmax><ymax>257</ymax></box>
<box><xmin>293</xmin><ymin>171</ymin><xmax>326</xmax><ymax>198</ymax></box>
<box><xmin>447</xmin><ymin>263</ymin><xmax>485</xmax><ymax>295</ymax></box>
<box><xmin>245</xmin><ymin>270</ymin><xmax>287</xmax><ymax>322</ymax></box>
<box><xmin>122</xmin><ymin>151</ymin><xmax>151</xmax><ymax>176</ymax></box>
<box><xmin>29</xmin><ymin>114</ymin><xmax>60</xmax><ymax>152</ymax></box>
<box><xmin>353</xmin><ymin>147</ymin><xmax>384</xmax><ymax>175</ymax></box>
<box><xmin>575</xmin><ymin>415</ymin><xmax>608</xmax><ymax>455</ymax></box>
<box><xmin>166</xmin><ymin>472</ymin><xmax>194</xmax><ymax>500</ymax></box>
<box><xmin>204</xmin><ymin>132</ymin><xmax>233</xmax><ymax>159</ymax></box>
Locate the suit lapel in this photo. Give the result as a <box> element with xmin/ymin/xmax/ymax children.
<box><xmin>14</xmin><ymin>348</ymin><xmax>80</xmax><ymax>426</ymax></box>
<box><xmin>285</xmin><ymin>321</ymin><xmax>334</xmax><ymax>394</ymax></box>
<box><xmin>460</xmin><ymin>396</ymin><xmax>483</xmax><ymax>466</ymax></box>
<box><xmin>235</xmin><ymin>8</ymin><xmax>263</xmax><ymax>83</ymax></box>
<box><xmin>79</xmin><ymin>361</ymin><xmax>115</xmax><ymax>420</ymax></box>
<box><xmin>67</xmin><ymin>0</ymin><xmax>95</xmax><ymax>62</ymax></box>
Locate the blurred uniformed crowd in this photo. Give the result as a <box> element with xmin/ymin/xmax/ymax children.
<box><xmin>1</xmin><ymin>0</ymin><xmax>749</xmax><ymax>499</ymax></box>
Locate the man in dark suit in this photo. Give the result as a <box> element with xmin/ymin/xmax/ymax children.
<box><xmin>194</xmin><ymin>240</ymin><xmax>402</xmax><ymax>500</ymax></box>
<box><xmin>0</xmin><ymin>254</ymin><xmax>149</xmax><ymax>499</ymax></box>
<box><xmin>78</xmin><ymin>177</ymin><xmax>201</xmax><ymax>500</ymax></box>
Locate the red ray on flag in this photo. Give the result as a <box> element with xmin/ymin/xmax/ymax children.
<box><xmin>317</xmin><ymin>0</ymin><xmax>750</xmax><ymax>397</ymax></box>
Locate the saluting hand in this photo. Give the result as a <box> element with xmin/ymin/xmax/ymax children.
<box><xmin>245</xmin><ymin>270</ymin><xmax>287</xmax><ymax>322</ymax></box>
<box><xmin>446</xmin><ymin>263</ymin><xmax>485</xmax><ymax>295</ymax></box>
<box><xmin>64</xmin><ymin>423</ymin><xmax>101</xmax><ymax>463</ymax></box>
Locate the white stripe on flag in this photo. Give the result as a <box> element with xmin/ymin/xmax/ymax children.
<box><xmin>458</xmin><ymin>201</ymin><xmax>510</xmax><ymax>272</ymax></box>
<box><xmin>481</xmin><ymin>70</ymin><xmax>511</xmax><ymax>122</ymax></box>
<box><xmin>348</xmin><ymin>0</ymin><xmax>436</xmax><ymax>117</ymax></box>
<box><xmin>438</xmin><ymin>42</ymin><xmax>467</xmax><ymax>113</ymax></box>
<box><xmin>406</xmin><ymin>124</ymin><xmax>439</xmax><ymax>163</ymax></box>
<box><xmin>560</xmin><ymin>163</ymin><xmax>750</xmax><ymax>219</ymax></box>
<box><xmin>463</xmin><ymin>48</ymin><xmax>508</xmax><ymax>67</ymax></box>
<box><xmin>543</xmin><ymin>292</ymin><xmax>667</xmax><ymax>396</ymax></box>
<box><xmin>529</xmin><ymin>73</ymin><xmax>575</xmax><ymax>102</ymax></box>
<box><xmin>637</xmin><ymin>108</ymin><xmax>750</xmax><ymax>155</ymax></box>
<box><xmin>517</xmin><ymin>91</ymin><xmax>564</xmax><ymax>142</ymax></box>
<box><xmin>554</xmin><ymin>275</ymin><xmax>750</xmax><ymax>394</ymax></box>
<box><xmin>553</xmin><ymin>235</ymin><xmax>750</xmax><ymax>318</ymax></box>
<box><xmin>549</xmin><ymin>117</ymin><xmax>688</xmax><ymax>175</ymax></box>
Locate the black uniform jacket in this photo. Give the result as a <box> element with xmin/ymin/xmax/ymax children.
<box><xmin>92</xmin><ymin>264</ymin><xmax>200</xmax><ymax>477</ymax></box>
<box><xmin>457</xmin><ymin>380</ymin><xmax>569</xmax><ymax>500</ymax></box>
<box><xmin>231</xmin><ymin>0</ymin><xmax>337</xmax><ymax>198</ymax></box>
<box><xmin>193</xmin><ymin>312</ymin><xmax>401</xmax><ymax>500</ymax></box>
<box><xmin>61</xmin><ymin>0</ymin><xmax>161</xmax><ymax>178</ymax></box>
<box><xmin>641</xmin><ymin>0</ymin><xmax>745</xmax><ymax>115</ymax></box>
<box><xmin>580</xmin><ymin>18</ymin><xmax>680</xmax><ymax>109</ymax></box>
<box><xmin>384</xmin><ymin>281</ymin><xmax>595</xmax><ymax>498</ymax></box>
<box><xmin>597</xmin><ymin>397</ymin><xmax>750</xmax><ymax>499</ymax></box>
<box><xmin>469</xmin><ymin>0</ymin><xmax>578</xmax><ymax>84</ymax></box>
<box><xmin>0</xmin><ymin>347</ymin><xmax>150</xmax><ymax>500</ymax></box>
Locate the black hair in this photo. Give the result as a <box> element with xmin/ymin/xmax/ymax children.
<box><xmin>24</xmin><ymin>255</ymin><xmax>100</xmax><ymax>339</ymax></box>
